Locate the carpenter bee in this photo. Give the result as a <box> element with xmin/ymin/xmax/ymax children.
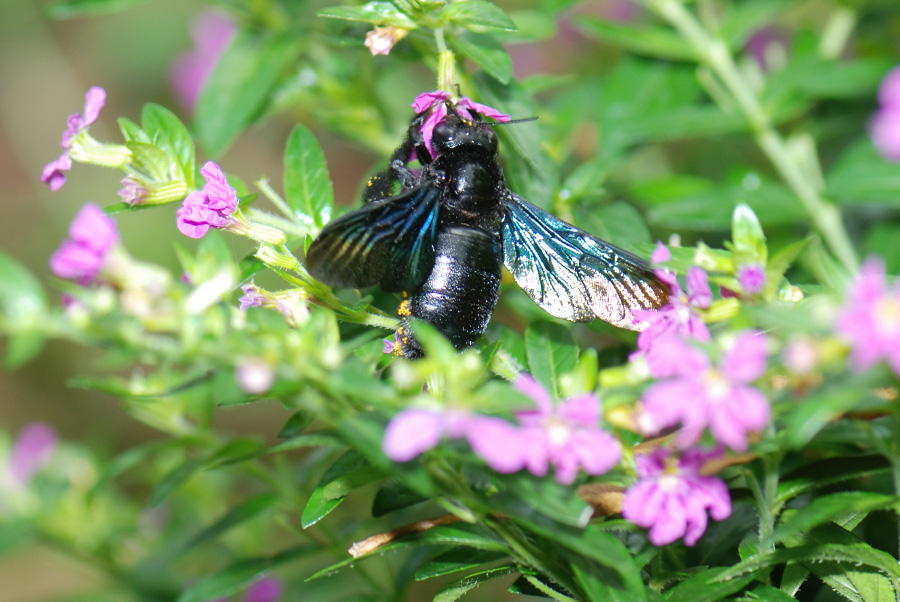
<box><xmin>305</xmin><ymin>96</ymin><xmax>670</xmax><ymax>358</ymax></box>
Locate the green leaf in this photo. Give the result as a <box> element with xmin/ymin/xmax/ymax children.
<box><xmin>575</xmin><ymin>17</ymin><xmax>697</xmax><ymax>61</ymax></box>
<box><xmin>301</xmin><ymin>450</ymin><xmax>385</xmax><ymax>528</ymax></box>
<box><xmin>126</xmin><ymin>141</ymin><xmax>173</xmax><ymax>181</ymax></box>
<box><xmin>149</xmin><ymin>458</ymin><xmax>205</xmax><ymax>507</ymax></box>
<box><xmin>277</xmin><ymin>411</ymin><xmax>316</xmax><ymax>439</ymax></box>
<box><xmin>196</xmin><ymin>31</ymin><xmax>300</xmax><ymax>156</ymax></box>
<box><xmin>667</xmin><ymin>566</ymin><xmax>761</xmax><ymax>602</ymax></box>
<box><xmin>372</xmin><ymin>479</ymin><xmax>427</xmax><ymax>517</ymax></box>
<box><xmin>141</xmin><ymin>104</ymin><xmax>195</xmax><ymax>185</ymax></box>
<box><xmin>308</xmin><ymin>524</ymin><xmax>507</xmax><ymax>580</ymax></box>
<box><xmin>731</xmin><ymin>203</ymin><xmax>767</xmax><ymax>262</ymax></box>
<box><xmin>714</xmin><ymin>543</ymin><xmax>900</xmax><ymax>585</ymax></box>
<box><xmin>180</xmin><ymin>493</ymin><xmax>280</xmax><ymax>555</ymax></box>
<box><xmin>177</xmin><ymin>545</ymin><xmax>316</xmax><ymax>602</ymax></box>
<box><xmin>432</xmin><ymin>566</ymin><xmax>518</xmax><ymax>602</ymax></box>
<box><xmin>826</xmin><ymin>139</ymin><xmax>900</xmax><ymax>207</ymax></box>
<box><xmin>284</xmin><ymin>124</ymin><xmax>334</xmax><ymax>229</ymax></box>
<box><xmin>46</xmin><ymin>0</ymin><xmax>149</xmax><ymax>18</ymax></box>
<box><xmin>778</xmin><ymin>456</ymin><xmax>891</xmax><ymax>506</ymax></box>
<box><xmin>317</xmin><ymin>2</ymin><xmax>416</xmax><ymax>28</ymax></box>
<box><xmin>452</xmin><ymin>31</ymin><xmax>513</xmax><ymax>84</ymax></box>
<box><xmin>118</xmin><ymin>116</ymin><xmax>150</xmax><ymax>143</ymax></box>
<box><xmin>525</xmin><ymin>322</ymin><xmax>577</xmax><ymax>399</ymax></box>
<box><xmin>743</xmin><ymin>584</ymin><xmax>797</xmax><ymax>602</ymax></box>
<box><xmin>205</xmin><ymin>438</ymin><xmax>266</xmax><ymax>469</ymax></box>
<box><xmin>769</xmin><ymin>492</ymin><xmax>899</xmax><ymax>547</ymax></box>
<box><xmin>499</xmin><ymin>472</ymin><xmax>593</xmax><ymax>528</ymax></box>
<box><xmin>415</xmin><ymin>547</ymin><xmax>510</xmax><ymax>581</ymax></box>
<box><xmin>0</xmin><ymin>252</ymin><xmax>47</xmax><ymax>368</ymax></box>
<box><xmin>574</xmin><ymin>201</ymin><xmax>652</xmax><ymax>250</ymax></box>
<box><xmin>300</xmin><ymin>486</ymin><xmax>345</xmax><ymax>529</ymax></box>
<box><xmin>764</xmin><ymin>237</ymin><xmax>812</xmax><ymax>295</ymax></box>
<box><xmin>783</xmin><ymin>523</ymin><xmax>900</xmax><ymax>602</ymax></box>
<box><xmin>441</xmin><ymin>1</ymin><xmax>517</xmax><ymax>31</ymax></box>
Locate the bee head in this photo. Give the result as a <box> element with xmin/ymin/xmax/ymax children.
<box><xmin>431</xmin><ymin>110</ymin><xmax>498</xmax><ymax>155</ymax></box>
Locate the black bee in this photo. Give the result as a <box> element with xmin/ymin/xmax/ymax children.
<box><xmin>305</xmin><ymin>99</ymin><xmax>670</xmax><ymax>358</ymax></box>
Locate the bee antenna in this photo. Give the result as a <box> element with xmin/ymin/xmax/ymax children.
<box><xmin>488</xmin><ymin>116</ymin><xmax>539</xmax><ymax>126</ymax></box>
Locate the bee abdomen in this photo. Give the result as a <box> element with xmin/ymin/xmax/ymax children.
<box><xmin>397</xmin><ymin>226</ymin><xmax>501</xmax><ymax>358</ymax></box>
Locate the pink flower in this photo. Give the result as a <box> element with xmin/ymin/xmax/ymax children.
<box><xmin>242</xmin><ymin>577</ymin><xmax>282</xmax><ymax>602</ymax></box>
<box><xmin>737</xmin><ymin>264</ymin><xmax>766</xmax><ymax>295</ymax></box>
<box><xmin>7</xmin><ymin>423</ymin><xmax>57</xmax><ymax>486</ymax></box>
<box><xmin>411</xmin><ymin>91</ymin><xmax>511</xmax><ymax>159</ymax></box>
<box><xmin>382</xmin><ymin>338</ymin><xmax>395</xmax><ymax>354</ymax></box>
<box><xmin>172</xmin><ymin>11</ymin><xmax>236</xmax><ymax>111</ymax></box>
<box><xmin>835</xmin><ymin>256</ymin><xmax>900</xmax><ymax>374</ymax></box>
<box><xmin>235</xmin><ymin>358</ymin><xmax>274</xmax><ymax>395</ymax></box>
<box><xmin>633</xmin><ymin>246</ymin><xmax>712</xmax><ymax>352</ymax></box>
<box><xmin>639</xmin><ymin>332</ymin><xmax>770</xmax><ymax>452</ymax></box>
<box><xmin>622</xmin><ymin>448</ymin><xmax>731</xmax><ymax>546</ymax></box>
<box><xmin>384</xmin><ymin>374</ymin><xmax>622</xmax><ymax>484</ymax></box>
<box><xmin>383</xmin><ymin>408</ymin><xmax>475</xmax><ymax>462</ymax></box>
<box><xmin>871</xmin><ymin>66</ymin><xmax>900</xmax><ymax>162</ymax></box>
<box><xmin>41</xmin><ymin>87</ymin><xmax>106</xmax><ymax>190</ymax></box>
<box><xmin>364</xmin><ymin>26</ymin><xmax>408</xmax><ymax>56</ymax></box>
<box><xmin>510</xmin><ymin>375</ymin><xmax>622</xmax><ymax>485</ymax></box>
<box><xmin>49</xmin><ymin>203</ymin><xmax>119</xmax><ymax>285</ymax></box>
<box><xmin>176</xmin><ymin>161</ymin><xmax>238</xmax><ymax>238</ymax></box>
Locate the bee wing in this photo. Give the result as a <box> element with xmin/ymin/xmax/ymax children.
<box><xmin>306</xmin><ymin>185</ymin><xmax>440</xmax><ymax>293</ymax></box>
<box><xmin>501</xmin><ymin>192</ymin><xmax>669</xmax><ymax>330</ymax></box>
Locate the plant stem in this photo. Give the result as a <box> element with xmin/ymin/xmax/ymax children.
<box><xmin>645</xmin><ymin>0</ymin><xmax>859</xmax><ymax>274</ymax></box>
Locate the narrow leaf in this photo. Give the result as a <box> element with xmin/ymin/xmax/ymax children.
<box><xmin>576</xmin><ymin>17</ymin><xmax>697</xmax><ymax>61</ymax></box>
<box><xmin>196</xmin><ymin>31</ymin><xmax>300</xmax><ymax>156</ymax></box>
<box><xmin>525</xmin><ymin>322</ymin><xmax>577</xmax><ymax>399</ymax></box>
<box><xmin>441</xmin><ymin>1</ymin><xmax>517</xmax><ymax>31</ymax></box>
<box><xmin>181</xmin><ymin>493</ymin><xmax>280</xmax><ymax>554</ymax></box>
<box><xmin>284</xmin><ymin>124</ymin><xmax>334</xmax><ymax>228</ymax></box>
<box><xmin>769</xmin><ymin>492</ymin><xmax>899</xmax><ymax>546</ymax></box>
<box><xmin>452</xmin><ymin>31</ymin><xmax>513</xmax><ymax>84</ymax></box>
<box><xmin>433</xmin><ymin>566</ymin><xmax>518</xmax><ymax>602</ymax></box>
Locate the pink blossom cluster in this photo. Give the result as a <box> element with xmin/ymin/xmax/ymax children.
<box><xmin>836</xmin><ymin>257</ymin><xmax>900</xmax><ymax>374</ymax></box>
<box><xmin>49</xmin><ymin>203</ymin><xmax>119</xmax><ymax>285</ymax></box>
<box><xmin>623</xmin><ymin>448</ymin><xmax>731</xmax><ymax>546</ymax></box>
<box><xmin>41</xmin><ymin>87</ymin><xmax>106</xmax><ymax>191</ymax></box>
<box><xmin>176</xmin><ymin>161</ymin><xmax>238</xmax><ymax>238</ymax></box>
<box><xmin>383</xmin><ymin>374</ymin><xmax>622</xmax><ymax>485</ymax></box>
<box><xmin>411</xmin><ymin>91</ymin><xmax>511</xmax><ymax>159</ymax></box>
<box><xmin>871</xmin><ymin>66</ymin><xmax>900</xmax><ymax>162</ymax></box>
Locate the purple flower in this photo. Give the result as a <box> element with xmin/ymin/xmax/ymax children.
<box><xmin>622</xmin><ymin>448</ymin><xmax>731</xmax><ymax>546</ymax></box>
<box><xmin>172</xmin><ymin>11</ymin><xmax>236</xmax><ymax>111</ymax></box>
<box><xmin>238</xmin><ymin>283</ymin><xmax>267</xmax><ymax>310</ymax></box>
<box><xmin>639</xmin><ymin>332</ymin><xmax>770</xmax><ymax>452</ymax></box>
<box><xmin>50</xmin><ymin>203</ymin><xmax>119</xmax><ymax>285</ymax></box>
<box><xmin>835</xmin><ymin>256</ymin><xmax>900</xmax><ymax>374</ymax></box>
<box><xmin>411</xmin><ymin>91</ymin><xmax>511</xmax><ymax>159</ymax></box>
<box><xmin>364</xmin><ymin>26</ymin><xmax>408</xmax><ymax>56</ymax></box>
<box><xmin>383</xmin><ymin>338</ymin><xmax>396</xmax><ymax>354</ymax></box>
<box><xmin>41</xmin><ymin>87</ymin><xmax>106</xmax><ymax>190</ymax></box>
<box><xmin>242</xmin><ymin>577</ymin><xmax>282</xmax><ymax>602</ymax></box>
<box><xmin>510</xmin><ymin>375</ymin><xmax>622</xmax><ymax>484</ymax></box>
<box><xmin>633</xmin><ymin>251</ymin><xmax>712</xmax><ymax>352</ymax></box>
<box><xmin>737</xmin><ymin>264</ymin><xmax>766</xmax><ymax>295</ymax></box>
<box><xmin>745</xmin><ymin>28</ymin><xmax>789</xmax><ymax>72</ymax></box>
<box><xmin>7</xmin><ymin>423</ymin><xmax>57</xmax><ymax>486</ymax></box>
<box><xmin>383</xmin><ymin>408</ymin><xmax>473</xmax><ymax>461</ymax></box>
<box><xmin>176</xmin><ymin>161</ymin><xmax>238</xmax><ymax>238</ymax></box>
<box><xmin>871</xmin><ymin>66</ymin><xmax>900</xmax><ymax>162</ymax></box>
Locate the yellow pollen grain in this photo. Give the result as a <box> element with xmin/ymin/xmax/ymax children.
<box><xmin>398</xmin><ymin>300</ymin><xmax>412</xmax><ymax>317</ymax></box>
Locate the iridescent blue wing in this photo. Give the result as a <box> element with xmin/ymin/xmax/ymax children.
<box><xmin>306</xmin><ymin>185</ymin><xmax>440</xmax><ymax>293</ymax></box>
<box><xmin>501</xmin><ymin>192</ymin><xmax>669</xmax><ymax>330</ymax></box>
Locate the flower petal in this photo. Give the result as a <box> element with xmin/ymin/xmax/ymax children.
<box><xmin>82</xmin><ymin>86</ymin><xmax>107</xmax><ymax>126</ymax></box>
<box><xmin>383</xmin><ymin>409</ymin><xmax>445</xmax><ymax>462</ymax></box>
<box><xmin>69</xmin><ymin>203</ymin><xmax>119</xmax><ymax>252</ymax></box>
<box><xmin>412</xmin><ymin>90</ymin><xmax>451</xmax><ymax>114</ymax></box>
<box><xmin>466</xmin><ymin>416</ymin><xmax>526</xmax><ymax>473</ymax></box>
<box><xmin>455</xmin><ymin>97</ymin><xmax>511</xmax><ymax>122</ymax></box>
<box><xmin>721</xmin><ymin>330</ymin><xmax>768</xmax><ymax>382</ymax></box>
<box><xmin>9</xmin><ymin>423</ymin><xmax>57</xmax><ymax>485</ymax></box>
<box><xmin>686</xmin><ymin>267</ymin><xmax>712</xmax><ymax>308</ymax></box>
